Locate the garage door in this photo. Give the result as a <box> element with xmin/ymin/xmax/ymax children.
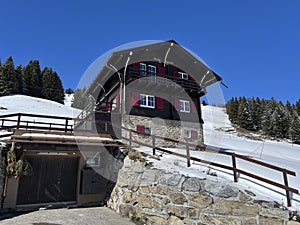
<box><xmin>17</xmin><ymin>156</ymin><xmax>79</xmax><ymax>205</ymax></box>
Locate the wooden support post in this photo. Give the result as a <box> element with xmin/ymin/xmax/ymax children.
<box><xmin>152</xmin><ymin>136</ymin><xmax>156</xmax><ymax>155</ymax></box>
<box><xmin>1</xmin><ymin>119</ymin><xmax>4</xmax><ymax>127</ymax></box>
<box><xmin>283</xmin><ymin>170</ymin><xmax>291</xmax><ymax>207</ymax></box>
<box><xmin>17</xmin><ymin>114</ymin><xmax>21</xmax><ymax>129</ymax></box>
<box><xmin>232</xmin><ymin>154</ymin><xmax>238</xmax><ymax>182</ymax></box>
<box><xmin>186</xmin><ymin>144</ymin><xmax>191</xmax><ymax>167</ymax></box>
<box><xmin>65</xmin><ymin>119</ymin><xmax>69</xmax><ymax>132</ymax></box>
<box><xmin>129</xmin><ymin>129</ymin><xmax>132</xmax><ymax>149</ymax></box>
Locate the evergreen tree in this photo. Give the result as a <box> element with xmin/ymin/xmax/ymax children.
<box><xmin>261</xmin><ymin>98</ymin><xmax>277</xmax><ymax>135</ymax></box>
<box><xmin>23</xmin><ymin>60</ymin><xmax>42</xmax><ymax>97</ymax></box>
<box><xmin>0</xmin><ymin>64</ymin><xmax>7</xmax><ymax>96</ymax></box>
<box><xmin>289</xmin><ymin>110</ymin><xmax>300</xmax><ymax>143</ymax></box>
<box><xmin>41</xmin><ymin>67</ymin><xmax>65</xmax><ymax>103</ymax></box>
<box><xmin>65</xmin><ymin>88</ymin><xmax>74</xmax><ymax>94</ymax></box>
<box><xmin>237</xmin><ymin>97</ymin><xmax>254</xmax><ymax>130</ymax></box>
<box><xmin>1</xmin><ymin>56</ymin><xmax>15</xmax><ymax>95</ymax></box>
<box><xmin>13</xmin><ymin>64</ymin><xmax>24</xmax><ymax>94</ymax></box>
<box><xmin>269</xmin><ymin>105</ymin><xmax>289</xmax><ymax>138</ymax></box>
<box><xmin>226</xmin><ymin>97</ymin><xmax>238</xmax><ymax>124</ymax></box>
<box><xmin>296</xmin><ymin>100</ymin><xmax>300</xmax><ymax>115</ymax></box>
<box><xmin>72</xmin><ymin>88</ymin><xmax>87</xmax><ymax>109</ymax></box>
<box><xmin>248</xmin><ymin>97</ymin><xmax>262</xmax><ymax>130</ymax></box>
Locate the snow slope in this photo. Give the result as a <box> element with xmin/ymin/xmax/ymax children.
<box><xmin>1</xmin><ymin>95</ymin><xmax>300</xmax><ymax>209</ymax></box>
<box><xmin>0</xmin><ymin>94</ymin><xmax>79</xmax><ymax>117</ymax></box>
<box><xmin>140</xmin><ymin>105</ymin><xmax>300</xmax><ymax>210</ymax></box>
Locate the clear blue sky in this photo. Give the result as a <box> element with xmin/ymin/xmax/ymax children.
<box><xmin>0</xmin><ymin>0</ymin><xmax>299</xmax><ymax>103</ymax></box>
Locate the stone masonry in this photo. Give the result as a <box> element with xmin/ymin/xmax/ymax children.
<box><xmin>108</xmin><ymin>155</ymin><xmax>290</xmax><ymax>225</ymax></box>
<box><xmin>122</xmin><ymin>115</ymin><xmax>204</xmax><ymax>148</ymax></box>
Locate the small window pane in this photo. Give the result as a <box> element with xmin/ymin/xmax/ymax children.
<box><xmin>179</xmin><ymin>100</ymin><xmax>190</xmax><ymax>113</ymax></box>
<box><xmin>140</xmin><ymin>63</ymin><xmax>147</xmax><ymax>75</ymax></box>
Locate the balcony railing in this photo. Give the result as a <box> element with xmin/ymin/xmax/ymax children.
<box><xmin>127</xmin><ymin>68</ymin><xmax>201</xmax><ymax>92</ymax></box>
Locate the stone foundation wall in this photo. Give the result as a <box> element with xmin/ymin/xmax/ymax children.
<box><xmin>108</xmin><ymin>157</ymin><xmax>290</xmax><ymax>225</ymax></box>
<box><xmin>122</xmin><ymin>115</ymin><xmax>204</xmax><ymax>148</ymax></box>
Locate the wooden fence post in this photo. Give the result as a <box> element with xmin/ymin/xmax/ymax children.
<box><xmin>152</xmin><ymin>135</ymin><xmax>156</xmax><ymax>155</ymax></box>
<box><xmin>65</xmin><ymin>119</ymin><xmax>69</xmax><ymax>132</ymax></box>
<box><xmin>283</xmin><ymin>170</ymin><xmax>291</xmax><ymax>207</ymax></box>
<box><xmin>186</xmin><ymin>144</ymin><xmax>191</xmax><ymax>167</ymax></box>
<box><xmin>17</xmin><ymin>114</ymin><xmax>21</xmax><ymax>129</ymax></box>
<box><xmin>232</xmin><ymin>154</ymin><xmax>238</xmax><ymax>182</ymax></box>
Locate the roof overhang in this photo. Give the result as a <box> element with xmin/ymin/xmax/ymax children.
<box><xmin>86</xmin><ymin>40</ymin><xmax>222</xmax><ymax>98</ymax></box>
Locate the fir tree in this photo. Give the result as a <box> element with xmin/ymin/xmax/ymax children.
<box><xmin>41</xmin><ymin>67</ymin><xmax>65</xmax><ymax>103</ymax></box>
<box><xmin>296</xmin><ymin>100</ymin><xmax>300</xmax><ymax>115</ymax></box>
<box><xmin>237</xmin><ymin>97</ymin><xmax>254</xmax><ymax>130</ymax></box>
<box><xmin>1</xmin><ymin>56</ymin><xmax>15</xmax><ymax>95</ymax></box>
<box><xmin>226</xmin><ymin>97</ymin><xmax>238</xmax><ymax>124</ymax></box>
<box><xmin>72</xmin><ymin>88</ymin><xmax>87</xmax><ymax>109</ymax></box>
<box><xmin>13</xmin><ymin>64</ymin><xmax>24</xmax><ymax>94</ymax></box>
<box><xmin>23</xmin><ymin>60</ymin><xmax>42</xmax><ymax>97</ymax></box>
<box><xmin>289</xmin><ymin>110</ymin><xmax>300</xmax><ymax>143</ymax></box>
<box><xmin>65</xmin><ymin>88</ymin><xmax>74</xmax><ymax>94</ymax></box>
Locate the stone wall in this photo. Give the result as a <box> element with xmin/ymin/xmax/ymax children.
<box><xmin>122</xmin><ymin>115</ymin><xmax>204</xmax><ymax>148</ymax></box>
<box><xmin>108</xmin><ymin>156</ymin><xmax>290</xmax><ymax>225</ymax></box>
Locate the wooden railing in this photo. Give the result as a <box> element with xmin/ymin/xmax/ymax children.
<box><xmin>0</xmin><ymin>113</ymin><xmax>74</xmax><ymax>132</ymax></box>
<box><xmin>120</xmin><ymin>125</ymin><xmax>299</xmax><ymax>207</ymax></box>
<box><xmin>0</xmin><ymin>113</ymin><xmax>298</xmax><ymax>207</ymax></box>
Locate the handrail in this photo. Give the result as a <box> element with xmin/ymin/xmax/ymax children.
<box><xmin>119</xmin><ymin>123</ymin><xmax>298</xmax><ymax>207</ymax></box>
<box><xmin>0</xmin><ymin>114</ymin><xmax>298</xmax><ymax>207</ymax></box>
<box><xmin>0</xmin><ymin>113</ymin><xmax>74</xmax><ymax>132</ymax></box>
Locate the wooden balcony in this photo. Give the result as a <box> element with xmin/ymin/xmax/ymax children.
<box><xmin>126</xmin><ymin>68</ymin><xmax>202</xmax><ymax>94</ymax></box>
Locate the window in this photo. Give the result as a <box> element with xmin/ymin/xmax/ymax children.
<box><xmin>183</xmin><ymin>129</ymin><xmax>191</xmax><ymax>139</ymax></box>
<box><xmin>180</xmin><ymin>100</ymin><xmax>190</xmax><ymax>113</ymax></box>
<box><xmin>148</xmin><ymin>65</ymin><xmax>156</xmax><ymax>76</ymax></box>
<box><xmin>178</xmin><ymin>72</ymin><xmax>189</xmax><ymax>80</ymax></box>
<box><xmin>145</xmin><ymin>127</ymin><xmax>151</xmax><ymax>134</ymax></box>
<box><xmin>140</xmin><ymin>63</ymin><xmax>147</xmax><ymax>75</ymax></box>
<box><xmin>86</xmin><ymin>154</ymin><xmax>101</xmax><ymax>167</ymax></box>
<box><xmin>140</xmin><ymin>94</ymin><xmax>155</xmax><ymax>108</ymax></box>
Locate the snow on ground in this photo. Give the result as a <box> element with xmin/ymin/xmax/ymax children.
<box><xmin>64</xmin><ymin>93</ymin><xmax>74</xmax><ymax>107</ymax></box>
<box><xmin>1</xmin><ymin>95</ymin><xmax>300</xmax><ymax>210</ymax></box>
<box><xmin>0</xmin><ymin>94</ymin><xmax>79</xmax><ymax>117</ymax></box>
<box><xmin>0</xmin><ymin>95</ymin><xmax>81</xmax><ymax>135</ymax></box>
<box><xmin>138</xmin><ymin>105</ymin><xmax>300</xmax><ymax>210</ymax></box>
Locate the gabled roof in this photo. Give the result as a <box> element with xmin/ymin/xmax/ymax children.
<box><xmin>86</xmin><ymin>40</ymin><xmax>222</xmax><ymax>96</ymax></box>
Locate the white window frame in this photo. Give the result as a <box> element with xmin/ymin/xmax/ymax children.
<box><xmin>86</xmin><ymin>154</ymin><xmax>101</xmax><ymax>167</ymax></box>
<box><xmin>140</xmin><ymin>94</ymin><xmax>155</xmax><ymax>108</ymax></box>
<box><xmin>182</xmin><ymin>129</ymin><xmax>191</xmax><ymax>139</ymax></box>
<box><xmin>148</xmin><ymin>65</ymin><xmax>156</xmax><ymax>76</ymax></box>
<box><xmin>178</xmin><ymin>72</ymin><xmax>189</xmax><ymax>80</ymax></box>
<box><xmin>140</xmin><ymin>63</ymin><xmax>147</xmax><ymax>75</ymax></box>
<box><xmin>180</xmin><ymin>100</ymin><xmax>190</xmax><ymax>113</ymax></box>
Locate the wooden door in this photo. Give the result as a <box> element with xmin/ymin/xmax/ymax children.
<box><xmin>17</xmin><ymin>156</ymin><xmax>79</xmax><ymax>205</ymax></box>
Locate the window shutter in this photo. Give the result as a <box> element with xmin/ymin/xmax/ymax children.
<box><xmin>174</xmin><ymin>98</ymin><xmax>180</xmax><ymax>111</ymax></box>
<box><xmin>116</xmin><ymin>94</ymin><xmax>119</xmax><ymax>108</ymax></box>
<box><xmin>156</xmin><ymin>96</ymin><xmax>164</xmax><ymax>109</ymax></box>
<box><xmin>136</xmin><ymin>125</ymin><xmax>145</xmax><ymax>133</ymax></box>
<box><xmin>132</xmin><ymin>62</ymin><xmax>140</xmax><ymax>71</ymax></box>
<box><xmin>173</xmin><ymin>69</ymin><xmax>179</xmax><ymax>78</ymax></box>
<box><xmin>131</xmin><ymin>92</ymin><xmax>140</xmax><ymax>106</ymax></box>
<box><xmin>157</xmin><ymin>66</ymin><xmax>166</xmax><ymax>76</ymax></box>
<box><xmin>191</xmin><ymin>130</ymin><xmax>198</xmax><ymax>139</ymax></box>
<box><xmin>192</xmin><ymin>100</ymin><xmax>198</xmax><ymax>113</ymax></box>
